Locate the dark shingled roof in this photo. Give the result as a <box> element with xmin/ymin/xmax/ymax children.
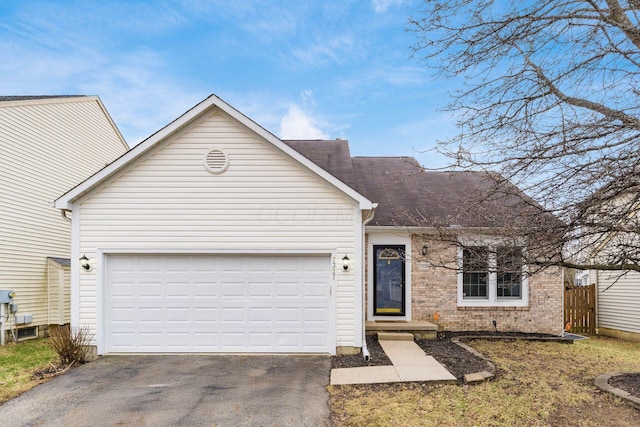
<box><xmin>47</xmin><ymin>257</ymin><xmax>71</xmax><ymax>267</ymax></box>
<box><xmin>285</xmin><ymin>139</ymin><xmax>539</xmax><ymax>227</ymax></box>
<box><xmin>0</xmin><ymin>95</ymin><xmax>86</xmax><ymax>102</ymax></box>
<box><xmin>283</xmin><ymin>139</ymin><xmax>356</xmax><ymax>187</ymax></box>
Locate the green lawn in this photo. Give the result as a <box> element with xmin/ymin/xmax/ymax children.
<box><xmin>0</xmin><ymin>338</ymin><xmax>57</xmax><ymax>403</ymax></box>
<box><xmin>330</xmin><ymin>336</ymin><xmax>640</xmax><ymax>426</ymax></box>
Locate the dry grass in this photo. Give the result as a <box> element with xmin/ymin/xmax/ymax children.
<box><xmin>0</xmin><ymin>338</ymin><xmax>58</xmax><ymax>403</ymax></box>
<box><xmin>329</xmin><ymin>336</ymin><xmax>640</xmax><ymax>426</ymax></box>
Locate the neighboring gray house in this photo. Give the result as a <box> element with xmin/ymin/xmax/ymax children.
<box><xmin>0</xmin><ymin>96</ymin><xmax>128</xmax><ymax>344</ymax></box>
<box><xmin>54</xmin><ymin>94</ymin><xmax>563</xmax><ymax>356</ymax></box>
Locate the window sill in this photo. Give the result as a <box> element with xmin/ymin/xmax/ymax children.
<box><xmin>458</xmin><ymin>298</ymin><xmax>527</xmax><ymax>308</ymax></box>
<box><xmin>457</xmin><ymin>305</ymin><xmax>530</xmax><ymax>311</ymax></box>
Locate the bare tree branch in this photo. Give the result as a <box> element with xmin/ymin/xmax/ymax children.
<box><xmin>409</xmin><ymin>0</ymin><xmax>640</xmax><ymax>274</ymax></box>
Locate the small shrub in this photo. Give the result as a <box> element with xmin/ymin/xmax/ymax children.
<box><xmin>49</xmin><ymin>325</ymin><xmax>93</xmax><ymax>366</ymax></box>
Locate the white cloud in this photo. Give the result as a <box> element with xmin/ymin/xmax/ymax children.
<box><xmin>179</xmin><ymin>0</ymin><xmax>300</xmax><ymax>41</ymax></box>
<box><xmin>279</xmin><ymin>104</ymin><xmax>329</xmax><ymax>140</ymax></box>
<box><xmin>338</xmin><ymin>66</ymin><xmax>427</xmax><ymax>93</ymax></box>
<box><xmin>290</xmin><ymin>34</ymin><xmax>359</xmax><ymax>67</ymax></box>
<box><xmin>300</xmin><ymin>89</ymin><xmax>317</xmax><ymax>109</ymax></box>
<box><xmin>89</xmin><ymin>60</ymin><xmax>203</xmax><ymax>145</ymax></box>
<box><xmin>372</xmin><ymin>0</ymin><xmax>406</xmax><ymax>13</ymax></box>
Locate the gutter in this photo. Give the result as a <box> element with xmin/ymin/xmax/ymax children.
<box><xmin>361</xmin><ymin>204</ymin><xmax>378</xmax><ymax>361</ymax></box>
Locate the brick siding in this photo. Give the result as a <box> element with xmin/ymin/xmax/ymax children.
<box><xmin>410</xmin><ymin>235</ymin><xmax>563</xmax><ymax>335</ymax></box>
<box><xmin>365</xmin><ymin>233</ymin><xmax>564</xmax><ymax>335</ymax></box>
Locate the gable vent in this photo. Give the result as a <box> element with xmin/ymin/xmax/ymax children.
<box><xmin>204</xmin><ymin>149</ymin><xmax>229</xmax><ymax>174</ymax></box>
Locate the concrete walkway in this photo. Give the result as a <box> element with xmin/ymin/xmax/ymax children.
<box><xmin>330</xmin><ymin>333</ymin><xmax>456</xmax><ymax>385</ymax></box>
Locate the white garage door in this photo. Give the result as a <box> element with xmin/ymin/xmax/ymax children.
<box><xmin>105</xmin><ymin>254</ymin><xmax>332</xmax><ymax>353</ymax></box>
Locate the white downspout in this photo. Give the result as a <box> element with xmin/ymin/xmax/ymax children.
<box><xmin>47</xmin><ymin>261</ymin><xmax>51</xmax><ymax>325</ymax></box>
<box><xmin>361</xmin><ymin>204</ymin><xmax>377</xmax><ymax>361</ymax></box>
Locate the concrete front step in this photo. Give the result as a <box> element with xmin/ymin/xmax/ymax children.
<box><xmin>377</xmin><ymin>332</ymin><xmax>414</xmax><ymax>341</ymax></box>
<box><xmin>366</xmin><ymin>320</ymin><xmax>438</xmax><ymax>340</ymax></box>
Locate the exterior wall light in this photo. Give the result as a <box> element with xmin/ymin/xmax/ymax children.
<box><xmin>342</xmin><ymin>254</ymin><xmax>350</xmax><ymax>271</ymax></box>
<box><xmin>80</xmin><ymin>254</ymin><xmax>91</xmax><ymax>271</ymax></box>
<box><xmin>422</xmin><ymin>245</ymin><xmax>428</xmax><ymax>256</ymax></box>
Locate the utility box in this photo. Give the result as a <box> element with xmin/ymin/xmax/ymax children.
<box><xmin>15</xmin><ymin>314</ymin><xmax>32</xmax><ymax>325</ymax></box>
<box><xmin>0</xmin><ymin>289</ymin><xmax>15</xmax><ymax>303</ymax></box>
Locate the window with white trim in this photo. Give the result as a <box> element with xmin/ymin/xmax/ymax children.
<box><xmin>458</xmin><ymin>246</ymin><xmax>528</xmax><ymax>307</ymax></box>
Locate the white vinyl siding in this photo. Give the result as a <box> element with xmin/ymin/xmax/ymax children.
<box><xmin>597</xmin><ymin>270</ymin><xmax>640</xmax><ymax>334</ymax></box>
<box><xmin>46</xmin><ymin>259</ymin><xmax>70</xmax><ymax>325</ymax></box>
<box><xmin>0</xmin><ymin>97</ymin><xmax>127</xmax><ymax>332</ymax></box>
<box><xmin>76</xmin><ymin>109</ymin><xmax>359</xmax><ymax>351</ymax></box>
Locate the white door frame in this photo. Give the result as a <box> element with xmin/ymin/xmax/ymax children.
<box><xmin>367</xmin><ymin>233</ymin><xmax>412</xmax><ymax>321</ymax></box>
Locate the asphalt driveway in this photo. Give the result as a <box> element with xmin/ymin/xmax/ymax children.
<box><xmin>1</xmin><ymin>354</ymin><xmax>331</xmax><ymax>427</ymax></box>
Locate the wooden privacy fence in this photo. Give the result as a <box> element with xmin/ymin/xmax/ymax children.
<box><xmin>564</xmin><ymin>284</ymin><xmax>596</xmax><ymax>335</ymax></box>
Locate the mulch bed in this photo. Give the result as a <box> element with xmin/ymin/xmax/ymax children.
<box><xmin>331</xmin><ymin>332</ymin><xmax>495</xmax><ymax>383</ymax></box>
<box><xmin>331</xmin><ymin>335</ymin><xmax>392</xmax><ymax>369</ymax></box>
<box><xmin>330</xmin><ymin>331</ymin><xmax>572</xmax><ymax>384</ymax></box>
<box><xmin>415</xmin><ymin>335</ymin><xmax>490</xmax><ymax>383</ymax></box>
<box><xmin>610</xmin><ymin>373</ymin><xmax>640</xmax><ymax>399</ymax></box>
<box><xmin>331</xmin><ymin>332</ymin><xmax>640</xmax><ymax>393</ymax></box>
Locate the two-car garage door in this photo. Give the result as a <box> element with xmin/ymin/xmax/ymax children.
<box><xmin>105</xmin><ymin>254</ymin><xmax>332</xmax><ymax>353</ymax></box>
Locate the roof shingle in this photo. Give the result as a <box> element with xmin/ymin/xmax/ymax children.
<box><xmin>285</xmin><ymin>139</ymin><xmax>540</xmax><ymax>228</ymax></box>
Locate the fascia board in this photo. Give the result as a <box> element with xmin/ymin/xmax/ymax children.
<box><xmin>0</xmin><ymin>95</ymin><xmax>91</xmax><ymax>108</ymax></box>
<box><xmin>55</xmin><ymin>94</ymin><xmax>373</xmax><ymax>210</ymax></box>
<box><xmin>365</xmin><ymin>225</ymin><xmax>505</xmax><ymax>234</ymax></box>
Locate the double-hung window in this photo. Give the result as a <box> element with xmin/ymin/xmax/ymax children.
<box><xmin>496</xmin><ymin>247</ymin><xmax>523</xmax><ymax>299</ymax></box>
<box><xmin>462</xmin><ymin>247</ymin><xmax>489</xmax><ymax>298</ymax></box>
<box><xmin>458</xmin><ymin>246</ymin><xmax>527</xmax><ymax>307</ymax></box>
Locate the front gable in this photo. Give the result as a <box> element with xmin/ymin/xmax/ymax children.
<box><xmin>56</xmin><ymin>94</ymin><xmax>371</xmax><ymax>211</ymax></box>
<box><xmin>59</xmin><ymin>96</ymin><xmax>371</xmax><ymax>354</ymax></box>
<box><xmin>79</xmin><ymin>107</ymin><xmax>359</xmax><ymax>249</ymax></box>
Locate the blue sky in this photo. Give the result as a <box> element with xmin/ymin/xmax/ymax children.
<box><xmin>0</xmin><ymin>0</ymin><xmax>456</xmax><ymax>168</ymax></box>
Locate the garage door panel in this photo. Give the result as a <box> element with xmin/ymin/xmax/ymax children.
<box><xmin>105</xmin><ymin>254</ymin><xmax>332</xmax><ymax>353</ymax></box>
<box><xmin>110</xmin><ymin>307</ymin><xmax>135</xmax><ymax>323</ymax></box>
<box><xmin>137</xmin><ymin>257</ymin><xmax>163</xmax><ymax>272</ymax></box>
<box><xmin>166</xmin><ymin>307</ymin><xmax>190</xmax><ymax>323</ymax></box>
<box><xmin>305</xmin><ymin>307</ymin><xmax>330</xmax><ymax>323</ymax></box>
<box><xmin>221</xmin><ymin>282</ymin><xmax>245</xmax><ymax>297</ymax></box>
<box><xmin>305</xmin><ymin>281</ymin><xmax>329</xmax><ymax>297</ymax></box>
<box><xmin>276</xmin><ymin>307</ymin><xmax>301</xmax><ymax>323</ymax></box>
<box><xmin>193</xmin><ymin>285</ymin><xmax>217</xmax><ymax>297</ymax></box>
<box><xmin>248</xmin><ymin>282</ymin><xmax>272</xmax><ymax>296</ymax></box>
<box><xmin>221</xmin><ymin>257</ymin><xmax>245</xmax><ymax>272</ymax></box>
<box><xmin>193</xmin><ymin>307</ymin><xmax>218</xmax><ymax>322</ymax></box>
<box><xmin>139</xmin><ymin>307</ymin><xmax>163</xmax><ymax>324</ymax></box>
<box><xmin>248</xmin><ymin>307</ymin><xmax>272</xmax><ymax>323</ymax></box>
<box><xmin>276</xmin><ymin>282</ymin><xmax>300</xmax><ymax>297</ymax></box>
<box><xmin>138</xmin><ymin>282</ymin><xmax>163</xmax><ymax>297</ymax></box>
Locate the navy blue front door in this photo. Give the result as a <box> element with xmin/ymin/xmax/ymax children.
<box><xmin>373</xmin><ymin>245</ymin><xmax>405</xmax><ymax>316</ymax></box>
